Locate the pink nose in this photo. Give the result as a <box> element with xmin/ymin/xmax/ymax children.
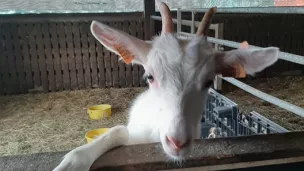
<box><xmin>166</xmin><ymin>136</ymin><xmax>189</xmax><ymax>151</ymax></box>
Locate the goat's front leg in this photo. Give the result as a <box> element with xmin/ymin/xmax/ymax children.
<box><xmin>53</xmin><ymin>125</ymin><xmax>129</xmax><ymax>171</ymax></box>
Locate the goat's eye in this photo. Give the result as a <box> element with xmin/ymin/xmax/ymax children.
<box><xmin>204</xmin><ymin>80</ymin><xmax>214</xmax><ymax>88</ymax></box>
<box><xmin>144</xmin><ymin>74</ymin><xmax>154</xmax><ymax>83</ymax></box>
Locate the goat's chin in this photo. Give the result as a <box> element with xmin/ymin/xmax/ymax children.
<box><xmin>166</xmin><ymin>153</ymin><xmax>185</xmax><ymax>161</ymax></box>
<box><xmin>162</xmin><ymin>144</ymin><xmax>191</xmax><ymax>161</ymax></box>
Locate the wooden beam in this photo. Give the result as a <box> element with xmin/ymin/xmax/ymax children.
<box><xmin>143</xmin><ymin>0</ymin><xmax>155</xmax><ymax>40</ymax></box>
<box><xmin>1</xmin><ymin>132</ymin><xmax>304</xmax><ymax>171</ymax></box>
<box><xmin>0</xmin><ymin>12</ymin><xmax>143</xmax><ymax>23</ymax></box>
<box><xmin>90</xmin><ymin>131</ymin><xmax>304</xmax><ymax>170</ymax></box>
<box><xmin>214</xmin><ymin>23</ymin><xmax>224</xmax><ymax>92</ymax></box>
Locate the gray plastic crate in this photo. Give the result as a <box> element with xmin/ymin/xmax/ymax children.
<box><xmin>201</xmin><ymin>88</ymin><xmax>288</xmax><ymax>139</ymax></box>
<box><xmin>238</xmin><ymin>111</ymin><xmax>289</xmax><ymax>136</ymax></box>
<box><xmin>201</xmin><ymin>88</ymin><xmax>239</xmax><ymax>138</ymax></box>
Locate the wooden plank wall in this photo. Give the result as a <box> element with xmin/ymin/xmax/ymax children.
<box><xmin>1</xmin><ymin>13</ymin><xmax>304</xmax><ymax>95</ymax></box>
<box><xmin>0</xmin><ymin>14</ymin><xmax>146</xmax><ymax>95</ymax></box>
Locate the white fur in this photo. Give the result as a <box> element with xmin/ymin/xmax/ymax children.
<box><xmin>54</xmin><ymin>11</ymin><xmax>279</xmax><ymax>171</ymax></box>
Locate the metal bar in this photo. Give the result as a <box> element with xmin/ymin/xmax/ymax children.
<box><xmin>221</xmin><ymin>77</ymin><xmax>304</xmax><ymax>118</ymax></box>
<box><xmin>150</xmin><ymin>15</ymin><xmax>161</xmax><ymax>20</ymax></box>
<box><xmin>150</xmin><ymin>15</ymin><xmax>216</xmax><ymax>30</ymax></box>
<box><xmin>191</xmin><ymin>12</ymin><xmax>195</xmax><ymax>34</ymax></box>
<box><xmin>214</xmin><ymin>24</ymin><xmax>224</xmax><ymax>51</ymax></box>
<box><xmin>177</xmin><ymin>8</ymin><xmax>182</xmax><ymax>33</ymax></box>
<box><xmin>208</xmin><ymin>37</ymin><xmax>304</xmax><ymax>65</ymax></box>
<box><xmin>250</xmin><ymin>111</ymin><xmax>289</xmax><ymax>133</ymax></box>
<box><xmin>179</xmin><ymin>7</ymin><xmax>304</xmax><ymax>14</ymax></box>
<box><xmin>178</xmin><ymin>32</ymin><xmax>304</xmax><ymax>65</ymax></box>
<box><xmin>214</xmin><ymin>23</ymin><xmax>224</xmax><ymax>92</ymax></box>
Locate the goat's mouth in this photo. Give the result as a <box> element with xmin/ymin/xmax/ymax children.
<box><xmin>161</xmin><ymin>141</ymin><xmax>192</xmax><ymax>161</ymax></box>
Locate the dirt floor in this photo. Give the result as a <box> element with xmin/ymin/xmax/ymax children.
<box><xmin>0</xmin><ymin>76</ymin><xmax>303</xmax><ymax>157</ymax></box>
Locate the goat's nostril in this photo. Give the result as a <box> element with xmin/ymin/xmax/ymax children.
<box><xmin>166</xmin><ymin>136</ymin><xmax>189</xmax><ymax>151</ymax></box>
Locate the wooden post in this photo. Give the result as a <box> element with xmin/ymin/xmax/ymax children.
<box><xmin>191</xmin><ymin>12</ymin><xmax>195</xmax><ymax>34</ymax></box>
<box><xmin>214</xmin><ymin>23</ymin><xmax>224</xmax><ymax>92</ymax></box>
<box><xmin>144</xmin><ymin>0</ymin><xmax>155</xmax><ymax>40</ymax></box>
<box><xmin>177</xmin><ymin>8</ymin><xmax>182</xmax><ymax>33</ymax></box>
<box><xmin>215</xmin><ymin>23</ymin><xmax>224</xmax><ymax>51</ymax></box>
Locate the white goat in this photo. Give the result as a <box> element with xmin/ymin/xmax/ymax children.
<box><xmin>54</xmin><ymin>1</ymin><xmax>279</xmax><ymax>171</ymax></box>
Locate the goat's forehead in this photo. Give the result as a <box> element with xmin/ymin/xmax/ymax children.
<box><xmin>145</xmin><ymin>35</ymin><xmax>216</xmax><ymax>88</ymax></box>
<box><xmin>151</xmin><ymin>34</ymin><xmax>183</xmax><ymax>58</ymax></box>
<box><xmin>150</xmin><ymin>34</ymin><xmax>213</xmax><ymax>60</ymax></box>
<box><xmin>147</xmin><ymin>34</ymin><xmax>215</xmax><ymax>75</ymax></box>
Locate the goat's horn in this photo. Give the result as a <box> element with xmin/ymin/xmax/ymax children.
<box><xmin>196</xmin><ymin>7</ymin><xmax>217</xmax><ymax>36</ymax></box>
<box><xmin>157</xmin><ymin>1</ymin><xmax>174</xmax><ymax>34</ymax></box>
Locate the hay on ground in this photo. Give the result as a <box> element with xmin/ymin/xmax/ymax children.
<box><xmin>223</xmin><ymin>76</ymin><xmax>304</xmax><ymax>131</ymax></box>
<box><xmin>0</xmin><ymin>87</ymin><xmax>145</xmax><ymax>156</ymax></box>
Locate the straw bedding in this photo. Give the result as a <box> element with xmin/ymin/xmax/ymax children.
<box><xmin>223</xmin><ymin>76</ymin><xmax>304</xmax><ymax>131</ymax></box>
<box><xmin>0</xmin><ymin>87</ymin><xmax>145</xmax><ymax>156</ymax></box>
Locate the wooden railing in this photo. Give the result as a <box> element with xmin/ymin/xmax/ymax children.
<box><xmin>1</xmin><ymin>131</ymin><xmax>304</xmax><ymax>170</ymax></box>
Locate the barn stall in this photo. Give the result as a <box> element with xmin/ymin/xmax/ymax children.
<box><xmin>0</xmin><ymin>0</ymin><xmax>304</xmax><ymax>170</ymax></box>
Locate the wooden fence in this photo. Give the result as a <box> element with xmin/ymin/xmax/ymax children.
<box><xmin>1</xmin><ymin>11</ymin><xmax>304</xmax><ymax>95</ymax></box>
<box><xmin>0</xmin><ymin>13</ymin><xmax>147</xmax><ymax>95</ymax></box>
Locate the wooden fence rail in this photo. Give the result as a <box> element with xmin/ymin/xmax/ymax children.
<box><xmin>1</xmin><ymin>131</ymin><xmax>304</xmax><ymax>170</ymax></box>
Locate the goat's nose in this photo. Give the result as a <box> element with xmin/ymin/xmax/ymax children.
<box><xmin>166</xmin><ymin>136</ymin><xmax>189</xmax><ymax>151</ymax></box>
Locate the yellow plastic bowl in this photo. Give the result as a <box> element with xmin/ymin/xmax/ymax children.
<box><xmin>87</xmin><ymin>104</ymin><xmax>111</xmax><ymax>120</ymax></box>
<box><xmin>85</xmin><ymin>128</ymin><xmax>110</xmax><ymax>144</ymax></box>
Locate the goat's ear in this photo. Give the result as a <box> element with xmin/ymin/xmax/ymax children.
<box><xmin>90</xmin><ymin>20</ymin><xmax>151</xmax><ymax>65</ymax></box>
<box><xmin>215</xmin><ymin>47</ymin><xmax>279</xmax><ymax>77</ymax></box>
